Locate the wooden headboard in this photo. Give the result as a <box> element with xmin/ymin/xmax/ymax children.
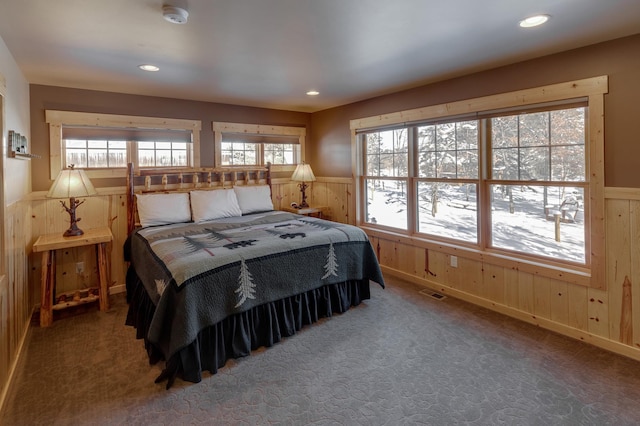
<box><xmin>126</xmin><ymin>162</ymin><xmax>271</xmax><ymax>235</ymax></box>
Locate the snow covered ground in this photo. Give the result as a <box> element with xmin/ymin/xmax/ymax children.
<box><xmin>366</xmin><ymin>182</ymin><xmax>585</xmax><ymax>264</ymax></box>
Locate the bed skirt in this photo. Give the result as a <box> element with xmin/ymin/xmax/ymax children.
<box><xmin>125</xmin><ymin>269</ymin><xmax>371</xmax><ymax>388</ymax></box>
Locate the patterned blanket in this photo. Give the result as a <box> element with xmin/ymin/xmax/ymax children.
<box><xmin>130</xmin><ymin>211</ymin><xmax>385</xmax><ymax>360</ymax></box>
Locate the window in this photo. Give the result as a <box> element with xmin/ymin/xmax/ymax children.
<box><xmin>352</xmin><ymin>76</ymin><xmax>607</xmax><ymax>289</ymax></box>
<box><xmin>137</xmin><ymin>141</ymin><xmax>188</xmax><ymax>167</ymax></box>
<box><xmin>364</xmin><ymin>129</ymin><xmax>409</xmax><ymax>229</ymax></box>
<box><xmin>213</xmin><ymin>122</ymin><xmax>305</xmax><ymax>170</ymax></box>
<box><xmin>65</xmin><ymin>139</ymin><xmax>127</xmax><ymax>168</ymax></box>
<box><xmin>46</xmin><ymin>110</ymin><xmax>201</xmax><ymax>179</ymax></box>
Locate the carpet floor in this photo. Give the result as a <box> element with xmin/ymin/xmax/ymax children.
<box><xmin>2</xmin><ymin>275</ymin><xmax>640</xmax><ymax>425</ymax></box>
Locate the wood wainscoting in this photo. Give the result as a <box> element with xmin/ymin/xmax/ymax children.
<box><xmin>27</xmin><ymin>177</ymin><xmax>355</xmax><ymax>305</ymax></box>
<box><xmin>20</xmin><ymin>182</ymin><xmax>640</xmax><ymax>386</ymax></box>
<box><xmin>0</xmin><ymin>198</ymin><xmax>32</xmax><ymax>409</ymax></box>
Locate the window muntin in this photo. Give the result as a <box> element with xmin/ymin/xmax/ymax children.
<box><xmin>359</xmin><ymin>105</ymin><xmax>588</xmax><ymax>266</ymax></box>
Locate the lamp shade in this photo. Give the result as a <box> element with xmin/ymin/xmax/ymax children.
<box><xmin>46</xmin><ymin>166</ymin><xmax>98</xmax><ymax>199</ymax></box>
<box><xmin>291</xmin><ymin>163</ymin><xmax>316</xmax><ymax>182</ymax></box>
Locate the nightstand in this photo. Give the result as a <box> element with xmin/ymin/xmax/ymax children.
<box><xmin>33</xmin><ymin>226</ymin><xmax>113</xmax><ymax>327</ymax></box>
<box><xmin>282</xmin><ymin>206</ymin><xmax>327</xmax><ymax>219</ymax></box>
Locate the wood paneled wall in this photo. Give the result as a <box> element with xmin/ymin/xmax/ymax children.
<box><xmin>24</xmin><ymin>181</ymin><xmax>640</xmax><ymax>368</ymax></box>
<box><xmin>0</xmin><ymin>199</ymin><xmax>31</xmax><ymax>404</ymax></box>
<box><xmin>27</xmin><ymin>178</ymin><xmax>353</xmax><ymax>301</ymax></box>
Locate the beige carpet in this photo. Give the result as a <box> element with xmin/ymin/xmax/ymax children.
<box><xmin>2</xmin><ymin>276</ymin><xmax>640</xmax><ymax>425</ymax></box>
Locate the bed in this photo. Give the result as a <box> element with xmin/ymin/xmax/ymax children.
<box><xmin>123</xmin><ymin>163</ymin><xmax>385</xmax><ymax>388</ymax></box>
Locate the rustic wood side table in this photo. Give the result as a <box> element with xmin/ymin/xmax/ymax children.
<box><xmin>33</xmin><ymin>226</ymin><xmax>113</xmax><ymax>327</ymax></box>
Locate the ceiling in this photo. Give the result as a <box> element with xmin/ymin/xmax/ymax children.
<box><xmin>1</xmin><ymin>0</ymin><xmax>639</xmax><ymax>113</ymax></box>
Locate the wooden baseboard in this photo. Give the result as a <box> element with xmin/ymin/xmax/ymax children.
<box><xmin>381</xmin><ymin>265</ymin><xmax>640</xmax><ymax>363</ymax></box>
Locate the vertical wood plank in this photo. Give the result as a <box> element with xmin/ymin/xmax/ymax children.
<box><xmin>566</xmin><ymin>283</ymin><xmax>589</xmax><ymax>331</ymax></box>
<box><xmin>503</xmin><ymin>268</ymin><xmax>520</xmax><ymax>308</ymax></box>
<box><xmin>629</xmin><ymin>199</ymin><xmax>640</xmax><ymax>348</ymax></box>
<box><xmin>587</xmin><ymin>288</ymin><xmax>609</xmax><ymax>338</ymax></box>
<box><xmin>517</xmin><ymin>271</ymin><xmax>535</xmax><ymax>314</ymax></box>
<box><xmin>483</xmin><ymin>262</ymin><xmax>505</xmax><ymax>305</ymax></box>
<box><xmin>606</xmin><ymin>199</ymin><xmax>630</xmax><ymax>341</ymax></box>
<box><xmin>533</xmin><ymin>276</ymin><xmax>552</xmax><ymax>319</ymax></box>
<box><xmin>549</xmin><ymin>278</ymin><xmax>569</xmax><ymax>325</ymax></box>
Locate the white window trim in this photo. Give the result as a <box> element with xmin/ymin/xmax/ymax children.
<box><xmin>46</xmin><ymin>110</ymin><xmax>201</xmax><ymax>180</ymax></box>
<box><xmin>212</xmin><ymin>121</ymin><xmax>306</xmax><ymax>171</ymax></box>
<box><xmin>350</xmin><ymin>76</ymin><xmax>608</xmax><ymax>290</ymax></box>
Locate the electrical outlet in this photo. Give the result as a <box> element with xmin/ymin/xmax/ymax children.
<box><xmin>450</xmin><ymin>256</ymin><xmax>458</xmax><ymax>268</ymax></box>
<box><xmin>76</xmin><ymin>262</ymin><xmax>84</xmax><ymax>274</ymax></box>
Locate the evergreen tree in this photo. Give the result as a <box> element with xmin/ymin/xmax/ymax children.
<box><xmin>322</xmin><ymin>243</ymin><xmax>339</xmax><ymax>279</ymax></box>
<box><xmin>234</xmin><ymin>259</ymin><xmax>256</xmax><ymax>308</ymax></box>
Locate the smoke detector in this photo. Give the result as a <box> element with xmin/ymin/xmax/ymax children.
<box><xmin>163</xmin><ymin>5</ymin><xmax>189</xmax><ymax>24</ymax></box>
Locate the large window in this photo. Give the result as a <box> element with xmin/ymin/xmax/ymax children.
<box><xmin>213</xmin><ymin>122</ymin><xmax>305</xmax><ymax>170</ymax></box>
<box><xmin>352</xmin><ymin>77</ymin><xmax>607</xmax><ymax>289</ymax></box>
<box><xmin>46</xmin><ymin>110</ymin><xmax>201</xmax><ymax>179</ymax></box>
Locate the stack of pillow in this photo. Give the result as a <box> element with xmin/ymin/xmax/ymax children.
<box><xmin>136</xmin><ymin>185</ymin><xmax>274</xmax><ymax>228</ymax></box>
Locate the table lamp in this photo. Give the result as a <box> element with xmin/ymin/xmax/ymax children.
<box><xmin>291</xmin><ymin>162</ymin><xmax>316</xmax><ymax>208</ymax></box>
<box><xmin>46</xmin><ymin>165</ymin><xmax>98</xmax><ymax>237</ymax></box>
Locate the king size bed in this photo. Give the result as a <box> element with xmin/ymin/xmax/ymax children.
<box><xmin>124</xmin><ymin>163</ymin><xmax>385</xmax><ymax>388</ymax></box>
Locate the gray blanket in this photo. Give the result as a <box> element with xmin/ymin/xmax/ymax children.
<box><xmin>130</xmin><ymin>211</ymin><xmax>384</xmax><ymax>360</ymax></box>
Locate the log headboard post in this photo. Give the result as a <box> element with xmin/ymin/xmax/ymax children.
<box><xmin>127</xmin><ymin>163</ymin><xmax>135</xmax><ymax>236</ymax></box>
<box><xmin>266</xmin><ymin>162</ymin><xmax>272</xmax><ymax>198</ymax></box>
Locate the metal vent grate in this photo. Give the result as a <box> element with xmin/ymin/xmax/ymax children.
<box><xmin>419</xmin><ymin>288</ymin><xmax>447</xmax><ymax>300</ymax></box>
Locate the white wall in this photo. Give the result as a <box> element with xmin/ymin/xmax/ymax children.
<box><xmin>0</xmin><ymin>35</ymin><xmax>31</xmax><ymax>203</ymax></box>
<box><xmin>0</xmin><ymin>34</ymin><xmax>32</xmax><ymax>411</ymax></box>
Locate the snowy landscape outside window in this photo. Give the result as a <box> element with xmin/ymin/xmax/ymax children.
<box><xmin>138</xmin><ymin>141</ymin><xmax>188</xmax><ymax>167</ymax></box>
<box><xmin>220</xmin><ymin>134</ymin><xmax>298</xmax><ymax>166</ymax></box>
<box><xmin>489</xmin><ymin>107</ymin><xmax>586</xmax><ymax>263</ymax></box>
<box><xmin>359</xmin><ymin>104</ymin><xmax>588</xmax><ymax>266</ymax></box>
<box><xmin>65</xmin><ymin>139</ymin><xmax>127</xmax><ymax>168</ymax></box>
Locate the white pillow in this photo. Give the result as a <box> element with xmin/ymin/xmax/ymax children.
<box><xmin>190</xmin><ymin>189</ymin><xmax>242</xmax><ymax>222</ymax></box>
<box><xmin>233</xmin><ymin>185</ymin><xmax>274</xmax><ymax>215</ymax></box>
<box><xmin>136</xmin><ymin>193</ymin><xmax>191</xmax><ymax>227</ymax></box>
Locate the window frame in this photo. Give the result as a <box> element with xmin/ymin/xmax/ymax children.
<box><xmin>46</xmin><ymin>110</ymin><xmax>201</xmax><ymax>180</ymax></box>
<box><xmin>212</xmin><ymin>121</ymin><xmax>306</xmax><ymax>171</ymax></box>
<box><xmin>351</xmin><ymin>76</ymin><xmax>607</xmax><ymax>289</ymax></box>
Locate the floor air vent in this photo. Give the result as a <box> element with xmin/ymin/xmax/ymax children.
<box><xmin>419</xmin><ymin>288</ymin><xmax>447</xmax><ymax>300</ymax></box>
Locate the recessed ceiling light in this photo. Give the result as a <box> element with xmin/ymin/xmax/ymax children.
<box><xmin>306</xmin><ymin>90</ymin><xmax>320</xmax><ymax>96</ymax></box>
<box><xmin>138</xmin><ymin>64</ymin><xmax>160</xmax><ymax>72</ymax></box>
<box><xmin>519</xmin><ymin>14</ymin><xmax>550</xmax><ymax>28</ymax></box>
